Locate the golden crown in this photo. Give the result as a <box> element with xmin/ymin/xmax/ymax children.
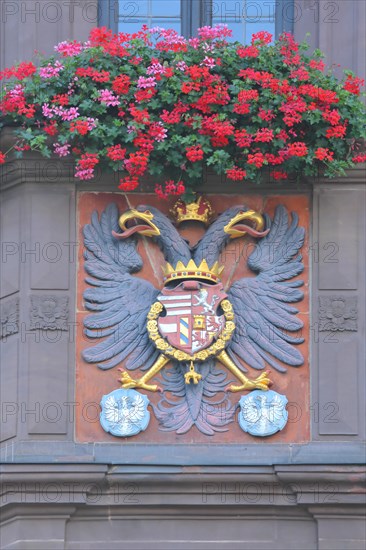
<box><xmin>162</xmin><ymin>259</ymin><xmax>224</xmax><ymax>286</ymax></box>
<box><xmin>171</xmin><ymin>196</ymin><xmax>214</xmax><ymax>226</ymax></box>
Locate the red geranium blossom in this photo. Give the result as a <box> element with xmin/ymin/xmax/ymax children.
<box><xmin>226</xmin><ymin>166</ymin><xmax>247</xmax><ymax>180</ymax></box>
<box><xmin>124</xmin><ymin>152</ymin><xmax>149</xmax><ymax>176</ymax></box>
<box><xmin>0</xmin><ymin>61</ymin><xmax>37</xmax><ymax>81</ymax></box>
<box><xmin>288</xmin><ymin>142</ymin><xmax>308</xmax><ymax>157</ymax></box>
<box><xmin>237</xmin><ymin>46</ymin><xmax>259</xmax><ymax>58</ymax></box>
<box><xmin>0</xmin><ymin>24</ymin><xmax>364</xmax><ymax>196</ymax></box>
<box><xmin>44</xmin><ymin>121</ymin><xmax>58</xmax><ymax>136</ymax></box>
<box><xmin>119</xmin><ymin>176</ymin><xmax>139</xmax><ymax>191</ymax></box>
<box><xmin>186</xmin><ymin>145</ymin><xmax>204</xmax><ymax>162</ymax></box>
<box><xmin>254</xmin><ymin>128</ymin><xmax>274</xmax><ymax>143</ymax></box>
<box><xmin>343</xmin><ymin>75</ymin><xmax>364</xmax><ymax>95</ymax></box>
<box><xmin>155</xmin><ymin>180</ymin><xmax>185</xmax><ymax>199</ymax></box>
<box><xmin>248</xmin><ymin>152</ymin><xmax>266</xmax><ymax>168</ymax></box>
<box><xmin>271</xmin><ymin>170</ymin><xmax>288</xmax><ymax>180</ymax></box>
<box><xmin>326</xmin><ymin>125</ymin><xmax>347</xmax><ymax>139</ymax></box>
<box><xmin>106</xmin><ymin>145</ymin><xmax>126</xmax><ymax>161</ymax></box>
<box><xmin>352</xmin><ymin>153</ymin><xmax>366</xmax><ymax>163</ymax></box>
<box><xmin>315</xmin><ymin>148</ymin><xmax>334</xmax><ymax>161</ymax></box>
<box><xmin>112</xmin><ymin>74</ymin><xmax>131</xmax><ymax>94</ymax></box>
<box><xmin>234</xmin><ymin>129</ymin><xmax>253</xmax><ymax>147</ymax></box>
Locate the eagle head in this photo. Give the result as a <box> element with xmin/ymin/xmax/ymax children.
<box><xmin>223</xmin><ymin>209</ymin><xmax>269</xmax><ymax>239</ymax></box>
<box><xmin>112</xmin><ymin>205</ymin><xmax>160</xmax><ymax>238</ymax></box>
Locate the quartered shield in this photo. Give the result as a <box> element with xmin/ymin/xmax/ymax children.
<box><xmin>157</xmin><ymin>281</ymin><xmax>227</xmax><ymax>354</ymax></box>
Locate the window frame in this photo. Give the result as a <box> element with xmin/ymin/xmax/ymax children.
<box><xmin>98</xmin><ymin>0</ymin><xmax>294</xmax><ymax>38</ymax></box>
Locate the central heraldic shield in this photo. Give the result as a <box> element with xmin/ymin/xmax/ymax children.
<box><xmin>157</xmin><ymin>282</ymin><xmax>227</xmax><ymax>354</ymax></box>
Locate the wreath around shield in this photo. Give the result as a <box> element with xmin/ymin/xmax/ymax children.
<box><xmin>146</xmin><ymin>298</ymin><xmax>236</xmax><ymax>362</ymax></box>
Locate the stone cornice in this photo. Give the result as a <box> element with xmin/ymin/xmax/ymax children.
<box><xmin>0</xmin><ymin>155</ymin><xmax>315</xmax><ymax>193</ymax></box>
<box><xmin>1</xmin><ymin>154</ymin><xmax>364</xmax><ymax>194</ymax></box>
<box><xmin>1</xmin><ymin>463</ymin><xmax>365</xmax><ymax>510</ymax></box>
<box><xmin>3</xmin><ymin>127</ymin><xmax>364</xmax><ymax>192</ymax></box>
<box><xmin>0</xmin><ymin>441</ymin><xmax>365</xmax><ymax>466</ymax></box>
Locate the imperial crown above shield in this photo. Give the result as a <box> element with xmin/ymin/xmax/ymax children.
<box><xmin>82</xmin><ymin>196</ymin><xmax>305</xmax><ymax>437</ymax></box>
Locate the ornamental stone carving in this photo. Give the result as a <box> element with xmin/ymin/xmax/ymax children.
<box><xmin>30</xmin><ymin>295</ymin><xmax>69</xmax><ymax>330</ymax></box>
<box><xmin>318</xmin><ymin>296</ymin><xmax>358</xmax><ymax>332</ymax></box>
<box><xmin>0</xmin><ymin>297</ymin><xmax>19</xmax><ymax>339</ymax></box>
<box><xmin>81</xmin><ymin>201</ymin><xmax>305</xmax><ymax>438</ymax></box>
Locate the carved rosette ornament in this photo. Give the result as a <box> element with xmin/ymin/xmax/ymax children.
<box><xmin>83</xmin><ymin>199</ymin><xmax>306</xmax><ymax>438</ymax></box>
<box><xmin>318</xmin><ymin>296</ymin><xmax>358</xmax><ymax>332</ymax></box>
<box><xmin>30</xmin><ymin>295</ymin><xmax>69</xmax><ymax>330</ymax></box>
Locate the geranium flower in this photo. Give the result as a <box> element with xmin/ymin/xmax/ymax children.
<box><xmin>55</xmin><ymin>40</ymin><xmax>83</xmax><ymax>57</ymax></box>
<box><xmin>98</xmin><ymin>89</ymin><xmax>120</xmax><ymax>106</ymax></box>
<box><xmin>315</xmin><ymin>148</ymin><xmax>334</xmax><ymax>161</ymax></box>
<box><xmin>54</xmin><ymin>143</ymin><xmax>71</xmax><ymax>157</ymax></box>
<box><xmin>186</xmin><ymin>145</ymin><xmax>204</xmax><ymax>162</ymax></box>
<box><xmin>39</xmin><ymin>61</ymin><xmax>64</xmax><ymax>79</ymax></box>
<box><xmin>288</xmin><ymin>142</ymin><xmax>308</xmax><ymax>157</ymax></box>
<box><xmin>0</xmin><ymin>24</ymin><xmax>364</xmax><ymax>197</ymax></box>
<box><xmin>226</xmin><ymin>167</ymin><xmax>247</xmax><ymax>180</ymax></box>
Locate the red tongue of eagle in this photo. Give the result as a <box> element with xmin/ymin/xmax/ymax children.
<box><xmin>112</xmin><ymin>225</ymin><xmax>151</xmax><ymax>239</ymax></box>
<box><xmin>231</xmin><ymin>225</ymin><xmax>270</xmax><ymax>238</ymax></box>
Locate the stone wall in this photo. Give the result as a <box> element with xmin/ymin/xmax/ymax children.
<box><xmin>0</xmin><ymin>152</ymin><xmax>365</xmax><ymax>548</ymax></box>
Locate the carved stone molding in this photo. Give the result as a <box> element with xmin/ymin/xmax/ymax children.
<box><xmin>29</xmin><ymin>295</ymin><xmax>69</xmax><ymax>330</ymax></box>
<box><xmin>0</xmin><ymin>297</ymin><xmax>19</xmax><ymax>339</ymax></box>
<box><xmin>318</xmin><ymin>296</ymin><xmax>358</xmax><ymax>332</ymax></box>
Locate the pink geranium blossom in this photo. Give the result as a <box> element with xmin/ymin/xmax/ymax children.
<box><xmin>60</xmin><ymin>107</ymin><xmax>79</xmax><ymax>121</ymax></box>
<box><xmin>53</xmin><ymin>143</ymin><xmax>71</xmax><ymax>157</ymax></box>
<box><xmin>42</xmin><ymin>103</ymin><xmax>54</xmax><ymax>119</ymax></box>
<box><xmin>198</xmin><ymin>24</ymin><xmax>232</xmax><ymax>41</ymax></box>
<box><xmin>39</xmin><ymin>61</ymin><xmax>64</xmax><ymax>79</ymax></box>
<box><xmin>137</xmin><ymin>76</ymin><xmax>157</xmax><ymax>89</ymax></box>
<box><xmin>201</xmin><ymin>56</ymin><xmax>216</xmax><ymax>68</ymax></box>
<box><xmin>98</xmin><ymin>89</ymin><xmax>120</xmax><ymax>106</ymax></box>
<box><xmin>55</xmin><ymin>40</ymin><xmax>83</xmax><ymax>57</ymax></box>
<box><xmin>146</xmin><ymin>63</ymin><xmax>164</xmax><ymax>76</ymax></box>
<box><xmin>74</xmin><ymin>168</ymin><xmax>94</xmax><ymax>180</ymax></box>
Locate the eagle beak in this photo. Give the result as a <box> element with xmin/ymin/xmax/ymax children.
<box><xmin>224</xmin><ymin>210</ymin><xmax>269</xmax><ymax>239</ymax></box>
<box><xmin>113</xmin><ymin>209</ymin><xmax>160</xmax><ymax>239</ymax></box>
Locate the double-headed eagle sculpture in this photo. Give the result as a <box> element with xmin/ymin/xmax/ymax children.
<box><xmin>82</xmin><ymin>198</ymin><xmax>305</xmax><ymax>435</ymax></box>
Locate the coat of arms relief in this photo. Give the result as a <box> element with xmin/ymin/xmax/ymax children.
<box><xmin>81</xmin><ymin>197</ymin><xmax>306</xmax><ymax>439</ymax></box>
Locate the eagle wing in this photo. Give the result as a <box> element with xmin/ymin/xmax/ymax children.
<box><xmin>82</xmin><ymin>203</ymin><xmax>160</xmax><ymax>371</ymax></box>
<box><xmin>227</xmin><ymin>205</ymin><xmax>305</xmax><ymax>373</ymax></box>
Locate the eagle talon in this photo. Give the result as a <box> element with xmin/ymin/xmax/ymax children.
<box><xmin>118</xmin><ymin>370</ymin><xmax>160</xmax><ymax>392</ymax></box>
<box><xmin>227</xmin><ymin>372</ymin><xmax>272</xmax><ymax>393</ymax></box>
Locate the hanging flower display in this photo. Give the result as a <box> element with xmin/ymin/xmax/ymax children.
<box><xmin>0</xmin><ymin>25</ymin><xmax>365</xmax><ymax>197</ymax></box>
